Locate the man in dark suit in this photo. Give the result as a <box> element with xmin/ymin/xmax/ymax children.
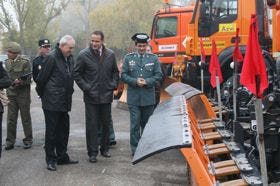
<box><xmin>121</xmin><ymin>33</ymin><xmax>162</xmax><ymax>156</ymax></box>
<box><xmin>36</xmin><ymin>35</ymin><xmax>78</xmax><ymax>171</ymax></box>
<box><xmin>74</xmin><ymin>31</ymin><xmax>119</xmax><ymax>163</ymax></box>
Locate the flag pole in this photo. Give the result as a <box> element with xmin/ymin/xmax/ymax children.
<box><xmin>200</xmin><ymin>60</ymin><xmax>204</xmax><ymax>93</ymax></box>
<box><xmin>232</xmin><ymin>28</ymin><xmax>243</xmax><ymax>140</ymax></box>
<box><xmin>199</xmin><ymin>38</ymin><xmax>205</xmax><ymax>93</ymax></box>
<box><xmin>255</xmin><ymin>75</ymin><xmax>268</xmax><ymax>185</ymax></box>
<box><xmin>232</xmin><ymin>60</ymin><xmax>238</xmax><ymax>138</ymax></box>
<box><xmin>215</xmin><ymin>70</ymin><xmax>223</xmax><ymax>123</ymax></box>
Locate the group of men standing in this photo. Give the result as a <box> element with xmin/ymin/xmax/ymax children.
<box><xmin>1</xmin><ymin>31</ymin><xmax>162</xmax><ymax>171</ymax></box>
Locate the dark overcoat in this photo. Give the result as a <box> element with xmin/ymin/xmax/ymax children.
<box><xmin>74</xmin><ymin>46</ymin><xmax>119</xmax><ymax>104</ymax></box>
<box><xmin>36</xmin><ymin>45</ymin><xmax>74</xmax><ymax>112</ymax></box>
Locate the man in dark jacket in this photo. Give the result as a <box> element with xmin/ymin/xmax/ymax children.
<box><xmin>74</xmin><ymin>31</ymin><xmax>119</xmax><ymax>163</ymax></box>
<box><xmin>36</xmin><ymin>35</ymin><xmax>78</xmax><ymax>171</ymax></box>
<box><xmin>32</xmin><ymin>39</ymin><xmax>51</xmax><ymax>83</ymax></box>
<box><xmin>0</xmin><ymin>61</ymin><xmax>12</xmax><ymax>158</ymax></box>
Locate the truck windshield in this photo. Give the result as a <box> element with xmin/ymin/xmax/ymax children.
<box><xmin>155</xmin><ymin>17</ymin><xmax>177</xmax><ymax>38</ymax></box>
<box><xmin>199</xmin><ymin>0</ymin><xmax>238</xmax><ymax>36</ymax></box>
<box><xmin>211</xmin><ymin>0</ymin><xmax>238</xmax><ymax>18</ymax></box>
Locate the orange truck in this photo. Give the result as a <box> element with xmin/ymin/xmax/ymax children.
<box><xmin>150</xmin><ymin>0</ymin><xmax>280</xmax><ymax>90</ymax></box>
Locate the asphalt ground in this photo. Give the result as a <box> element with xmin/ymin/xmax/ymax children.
<box><xmin>0</xmin><ymin>84</ymin><xmax>188</xmax><ymax>186</ymax></box>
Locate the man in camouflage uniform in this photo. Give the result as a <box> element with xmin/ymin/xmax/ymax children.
<box><xmin>5</xmin><ymin>42</ymin><xmax>33</xmax><ymax>150</ymax></box>
<box><xmin>121</xmin><ymin>33</ymin><xmax>162</xmax><ymax>156</ymax></box>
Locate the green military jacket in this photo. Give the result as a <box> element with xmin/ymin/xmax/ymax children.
<box><xmin>121</xmin><ymin>52</ymin><xmax>162</xmax><ymax>106</ymax></box>
<box><xmin>5</xmin><ymin>56</ymin><xmax>31</xmax><ymax>98</ymax></box>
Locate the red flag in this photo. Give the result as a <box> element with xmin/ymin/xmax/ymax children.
<box><xmin>199</xmin><ymin>38</ymin><xmax>206</xmax><ymax>62</ymax></box>
<box><xmin>233</xmin><ymin>28</ymin><xmax>243</xmax><ymax>62</ymax></box>
<box><xmin>209</xmin><ymin>40</ymin><xmax>223</xmax><ymax>88</ymax></box>
<box><xmin>240</xmin><ymin>15</ymin><xmax>268</xmax><ymax>98</ymax></box>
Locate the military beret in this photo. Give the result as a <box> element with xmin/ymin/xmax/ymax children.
<box><xmin>131</xmin><ymin>33</ymin><xmax>149</xmax><ymax>44</ymax></box>
<box><xmin>6</xmin><ymin>42</ymin><xmax>21</xmax><ymax>53</ymax></box>
<box><xmin>38</xmin><ymin>39</ymin><xmax>51</xmax><ymax>47</ymax></box>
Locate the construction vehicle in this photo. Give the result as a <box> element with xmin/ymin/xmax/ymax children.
<box><xmin>149</xmin><ymin>3</ymin><xmax>195</xmax><ymax>81</ymax></box>
<box><xmin>134</xmin><ymin>0</ymin><xmax>280</xmax><ymax>184</ymax></box>
<box><xmin>150</xmin><ymin>0</ymin><xmax>280</xmax><ymax>90</ymax></box>
<box><xmin>133</xmin><ymin>84</ymin><xmax>264</xmax><ymax>185</ymax></box>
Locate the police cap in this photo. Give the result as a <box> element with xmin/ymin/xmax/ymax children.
<box><xmin>131</xmin><ymin>33</ymin><xmax>149</xmax><ymax>44</ymax></box>
<box><xmin>6</xmin><ymin>42</ymin><xmax>21</xmax><ymax>53</ymax></box>
<box><xmin>38</xmin><ymin>39</ymin><xmax>51</xmax><ymax>47</ymax></box>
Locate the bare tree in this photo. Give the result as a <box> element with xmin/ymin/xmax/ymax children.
<box><xmin>11</xmin><ymin>0</ymin><xmax>30</xmax><ymax>49</ymax></box>
<box><xmin>0</xmin><ymin>0</ymin><xmax>16</xmax><ymax>40</ymax></box>
<box><xmin>0</xmin><ymin>0</ymin><xmax>71</xmax><ymax>54</ymax></box>
<box><xmin>41</xmin><ymin>0</ymin><xmax>71</xmax><ymax>36</ymax></box>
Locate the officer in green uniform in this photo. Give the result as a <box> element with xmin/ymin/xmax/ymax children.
<box><xmin>121</xmin><ymin>33</ymin><xmax>162</xmax><ymax>155</ymax></box>
<box><xmin>4</xmin><ymin>42</ymin><xmax>33</xmax><ymax>150</ymax></box>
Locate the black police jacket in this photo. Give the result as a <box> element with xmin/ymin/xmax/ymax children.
<box><xmin>36</xmin><ymin>45</ymin><xmax>74</xmax><ymax>112</ymax></box>
<box><xmin>32</xmin><ymin>55</ymin><xmax>45</xmax><ymax>83</ymax></box>
<box><xmin>74</xmin><ymin>46</ymin><xmax>119</xmax><ymax>104</ymax></box>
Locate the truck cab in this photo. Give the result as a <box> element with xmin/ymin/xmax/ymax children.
<box><xmin>150</xmin><ymin>6</ymin><xmax>195</xmax><ymax>69</ymax></box>
<box><xmin>187</xmin><ymin>0</ymin><xmax>256</xmax><ymax>60</ymax></box>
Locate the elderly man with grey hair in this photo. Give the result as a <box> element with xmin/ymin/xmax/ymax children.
<box><xmin>36</xmin><ymin>35</ymin><xmax>78</xmax><ymax>171</ymax></box>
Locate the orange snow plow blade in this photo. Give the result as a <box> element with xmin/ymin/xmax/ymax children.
<box><xmin>132</xmin><ymin>82</ymin><xmax>262</xmax><ymax>186</ymax></box>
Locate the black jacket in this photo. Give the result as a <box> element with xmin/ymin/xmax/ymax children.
<box><xmin>32</xmin><ymin>55</ymin><xmax>46</xmax><ymax>83</ymax></box>
<box><xmin>36</xmin><ymin>45</ymin><xmax>74</xmax><ymax>112</ymax></box>
<box><xmin>0</xmin><ymin>62</ymin><xmax>12</xmax><ymax>113</ymax></box>
<box><xmin>74</xmin><ymin>46</ymin><xmax>119</xmax><ymax>104</ymax></box>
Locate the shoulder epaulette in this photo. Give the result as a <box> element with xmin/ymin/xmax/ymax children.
<box><xmin>125</xmin><ymin>52</ymin><xmax>135</xmax><ymax>57</ymax></box>
<box><xmin>21</xmin><ymin>57</ymin><xmax>30</xmax><ymax>62</ymax></box>
<box><xmin>146</xmin><ymin>53</ymin><xmax>157</xmax><ymax>57</ymax></box>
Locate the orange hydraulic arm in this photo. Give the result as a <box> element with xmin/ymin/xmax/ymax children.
<box><xmin>267</xmin><ymin>0</ymin><xmax>280</xmax><ymax>57</ymax></box>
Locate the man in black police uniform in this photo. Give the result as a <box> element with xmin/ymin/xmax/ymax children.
<box><xmin>121</xmin><ymin>33</ymin><xmax>162</xmax><ymax>156</ymax></box>
<box><xmin>32</xmin><ymin>39</ymin><xmax>51</xmax><ymax>82</ymax></box>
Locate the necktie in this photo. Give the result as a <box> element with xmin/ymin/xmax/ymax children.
<box><xmin>94</xmin><ymin>50</ymin><xmax>100</xmax><ymax>56</ymax></box>
<box><xmin>140</xmin><ymin>55</ymin><xmax>143</xmax><ymax>65</ymax></box>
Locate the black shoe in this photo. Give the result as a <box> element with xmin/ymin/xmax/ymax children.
<box><xmin>101</xmin><ymin>151</ymin><xmax>111</xmax><ymax>158</ymax></box>
<box><xmin>5</xmin><ymin>145</ymin><xmax>14</xmax><ymax>150</ymax></box>
<box><xmin>89</xmin><ymin>156</ymin><xmax>97</xmax><ymax>163</ymax></box>
<box><xmin>109</xmin><ymin>140</ymin><xmax>117</xmax><ymax>146</ymax></box>
<box><xmin>23</xmin><ymin>144</ymin><xmax>32</xmax><ymax>149</ymax></box>
<box><xmin>47</xmin><ymin>163</ymin><xmax>57</xmax><ymax>171</ymax></box>
<box><xmin>57</xmin><ymin>158</ymin><xmax>79</xmax><ymax>165</ymax></box>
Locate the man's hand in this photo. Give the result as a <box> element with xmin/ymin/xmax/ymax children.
<box><xmin>137</xmin><ymin>78</ymin><xmax>147</xmax><ymax>87</ymax></box>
